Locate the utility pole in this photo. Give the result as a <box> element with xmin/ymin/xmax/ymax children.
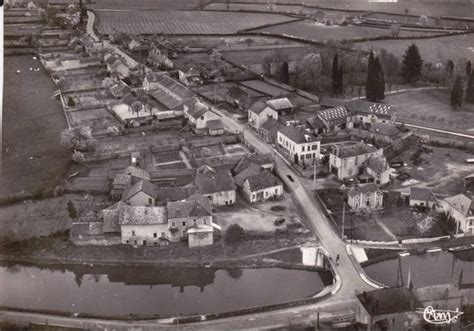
<box><xmin>313</xmin><ymin>158</ymin><xmax>317</xmax><ymax>190</ymax></box>
<box><xmin>341</xmin><ymin>201</ymin><xmax>345</xmax><ymax>240</ymax></box>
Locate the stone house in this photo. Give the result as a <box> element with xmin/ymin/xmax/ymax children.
<box><xmin>348</xmin><ymin>183</ymin><xmax>384</xmax><ymax>210</ymax></box>
<box><xmin>248</xmin><ymin>98</ymin><xmax>293</xmax><ymax>130</ymax></box>
<box><xmin>440</xmin><ymin>193</ymin><xmax>474</xmax><ymax>236</ymax></box>
<box><xmin>104</xmin><ymin>53</ymin><xmax>129</xmax><ymax>78</ymax></box>
<box><xmin>194</xmin><ymin>165</ymin><xmax>236</xmax><ymax>206</ymax></box>
<box><xmin>409</xmin><ymin>187</ymin><xmax>437</xmax><ymax>209</ymax></box>
<box><xmin>233</xmin><ymin>153</ymin><xmax>275</xmax><ymax>174</ymax></box>
<box><xmin>207</xmin><ymin>119</ymin><xmax>225</xmax><ymax>136</ymax></box>
<box><xmin>110</xmin><ymin>174</ymin><xmax>132</xmax><ymax>201</ymax></box>
<box><xmin>185</xmin><ymin>99</ymin><xmax>221</xmax><ymax>132</ymax></box>
<box><xmin>119</xmin><ymin>205</ymin><xmax>168</xmax><ymax>246</ymax></box>
<box><xmin>109</xmin><ymin>80</ymin><xmax>131</xmax><ymax>99</ymax></box>
<box><xmin>242</xmin><ymin>171</ymin><xmax>283</xmax><ymax>203</ymax></box>
<box><xmin>122</xmin><ymin>180</ymin><xmax>157</xmax><ymax>207</ymax></box>
<box><xmin>329</xmin><ymin>142</ymin><xmax>383</xmax><ymax>180</ymax></box>
<box><xmin>259</xmin><ymin>117</ymin><xmax>285</xmax><ymax>144</ymax></box>
<box><xmin>277</xmin><ymin>126</ymin><xmax>320</xmax><ymax>162</ymax></box>
<box><xmin>364</xmin><ymin>156</ymin><xmax>391</xmax><ymax>185</ymax></box>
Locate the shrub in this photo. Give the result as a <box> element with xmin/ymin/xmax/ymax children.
<box><xmin>225</xmin><ymin>224</ymin><xmax>245</xmax><ymax>244</ymax></box>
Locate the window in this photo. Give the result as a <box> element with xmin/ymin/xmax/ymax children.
<box><xmin>229</xmin><ymin>200</ymin><xmax>233</xmax><ymax>204</ymax></box>
<box><xmin>182</xmin><ymin>230</ymin><xmax>186</xmax><ymax>236</ymax></box>
<box><xmin>126</xmin><ymin>240</ymin><xmax>129</xmax><ymax>244</ymax></box>
<box><xmin>193</xmin><ymin>219</ymin><xmax>197</xmax><ymax>225</ymax></box>
<box><xmin>153</xmin><ymin>233</ymin><xmax>157</xmax><ymax>238</ymax></box>
<box><xmin>312</xmin><ymin>144</ymin><xmax>317</xmax><ymax>150</ymax></box>
<box><xmin>148</xmin><ymin>198</ymin><xmax>153</xmax><ymax>205</ymax></box>
<box><xmin>275</xmin><ymin>188</ymin><xmax>278</xmax><ymax>194</ymax></box>
<box><xmin>182</xmin><ymin>221</ymin><xmax>187</xmax><ymax>226</ymax></box>
<box><xmin>300</xmin><ymin>155</ymin><xmax>304</xmax><ymax>161</ymax></box>
<box><xmin>132</xmin><ymin>230</ymin><xmax>135</xmax><ymax>236</ymax></box>
<box><xmin>171</xmin><ymin>221</ymin><xmax>176</xmax><ymax>227</ymax></box>
<box><xmin>302</xmin><ymin>146</ymin><xmax>305</xmax><ymax>152</ymax></box>
<box><xmin>265</xmin><ymin>191</ymin><xmax>269</xmax><ymax>197</ymax></box>
<box><xmin>134</xmin><ymin>240</ymin><xmax>137</xmax><ymax>245</ymax></box>
<box><xmin>306</xmin><ymin>154</ymin><xmax>311</xmax><ymax>159</ymax></box>
<box><xmin>161</xmin><ymin>232</ymin><xmax>165</xmax><ymax>237</ymax></box>
<box><xmin>203</xmin><ymin>219</ymin><xmax>207</xmax><ymax>225</ymax></box>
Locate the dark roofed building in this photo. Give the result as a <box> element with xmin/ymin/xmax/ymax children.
<box><xmin>346</xmin><ymin>99</ymin><xmax>396</xmax><ymax>124</ymax></box>
<box><xmin>409</xmin><ymin>187</ymin><xmax>436</xmax><ymax>208</ymax></box>
<box><xmin>234</xmin><ymin>153</ymin><xmax>274</xmax><ymax>175</ymax></box>
<box><xmin>123</xmin><ymin>180</ymin><xmax>157</xmax><ymax>206</ymax></box>
<box><xmin>317</xmin><ymin>106</ymin><xmax>353</xmax><ymax>132</ymax></box>
<box><xmin>357</xmin><ymin>287</ymin><xmax>418</xmax><ymax>317</ymax></box>
<box><xmin>207</xmin><ymin>119</ymin><xmax>225</xmax><ymax>136</ymax></box>
<box><xmin>259</xmin><ymin>117</ymin><xmax>285</xmax><ymax>143</ymax></box>
<box><xmin>194</xmin><ymin>165</ymin><xmax>236</xmax><ymax>206</ymax></box>
<box><xmin>242</xmin><ymin>171</ymin><xmax>283</xmax><ymax>203</ymax></box>
<box><xmin>155</xmin><ymin>185</ymin><xmax>198</xmax><ymax>204</ymax></box>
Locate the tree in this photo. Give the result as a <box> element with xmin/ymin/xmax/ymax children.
<box><xmin>331</xmin><ymin>53</ymin><xmax>343</xmax><ymax>95</ymax></box>
<box><xmin>379</xmin><ymin>48</ymin><xmax>400</xmax><ymax>92</ymax></box>
<box><xmin>131</xmin><ymin>101</ymin><xmax>142</xmax><ymax>117</ymax></box>
<box><xmin>373</xmin><ymin>57</ymin><xmax>385</xmax><ymax>101</ymax></box>
<box><xmin>446</xmin><ymin>60</ymin><xmax>455</xmax><ymax>77</ymax></box>
<box><xmin>67</xmin><ymin>97</ymin><xmax>75</xmax><ymax>107</ymax></box>
<box><xmin>280</xmin><ymin>62</ymin><xmax>289</xmax><ymax>84</ymax></box>
<box><xmin>466</xmin><ymin>60</ymin><xmax>472</xmax><ymax>77</ymax></box>
<box><xmin>401</xmin><ymin>44</ymin><xmax>423</xmax><ymax>84</ymax></box>
<box><xmin>466</xmin><ymin>74</ymin><xmax>474</xmax><ymax>104</ymax></box>
<box><xmin>451</xmin><ymin>75</ymin><xmax>464</xmax><ymax>109</ymax></box>
<box><xmin>67</xmin><ymin>200</ymin><xmax>78</xmax><ymax>220</ymax></box>
<box><xmin>225</xmin><ymin>224</ymin><xmax>245</xmax><ymax>244</ymax></box>
<box><xmin>295</xmin><ymin>53</ymin><xmax>322</xmax><ymax>93</ymax></box>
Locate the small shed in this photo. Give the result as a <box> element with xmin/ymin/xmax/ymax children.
<box><xmin>207</xmin><ymin>119</ymin><xmax>225</xmax><ymax>136</ymax></box>
<box><xmin>187</xmin><ymin>225</ymin><xmax>214</xmax><ymax>248</ymax></box>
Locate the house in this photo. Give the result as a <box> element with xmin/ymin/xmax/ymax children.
<box><xmin>441</xmin><ymin>193</ymin><xmax>474</xmax><ymax>236</ymax></box>
<box><xmin>364</xmin><ymin>156</ymin><xmax>391</xmax><ymax>185</ymax></box>
<box><xmin>194</xmin><ymin>165</ymin><xmax>236</xmax><ymax>206</ymax></box>
<box><xmin>346</xmin><ymin>100</ymin><xmax>397</xmax><ymax>125</ymax></box>
<box><xmin>316</xmin><ymin>106</ymin><xmax>353</xmax><ymax>133</ymax></box>
<box><xmin>187</xmin><ymin>225</ymin><xmax>215</xmax><ymax>248</ymax></box>
<box><xmin>306</xmin><ymin>116</ymin><xmax>326</xmax><ymax>135</ymax></box>
<box><xmin>109</xmin><ymin>80</ymin><xmax>131</xmax><ymax>99</ymax></box>
<box><xmin>119</xmin><ymin>205</ymin><xmax>168</xmax><ymax>246</ymax></box>
<box><xmin>348</xmin><ymin>183</ymin><xmax>384</xmax><ymax>210</ymax></box>
<box><xmin>102</xmin><ymin>201</ymin><xmax>128</xmax><ymax>234</ymax></box>
<box><xmin>248</xmin><ymin>98</ymin><xmax>293</xmax><ymax>129</ymax></box>
<box><xmin>185</xmin><ymin>99</ymin><xmax>221</xmax><ymax>132</ymax></box>
<box><xmin>259</xmin><ymin>117</ymin><xmax>285</xmax><ymax>144</ymax></box>
<box><xmin>277</xmin><ymin>126</ymin><xmax>320</xmax><ymax>162</ymax></box>
<box><xmin>124</xmin><ymin>166</ymin><xmax>150</xmax><ymax>181</ymax></box>
<box><xmin>147</xmin><ymin>47</ymin><xmax>174</xmax><ymax>70</ymax></box>
<box><xmin>356</xmin><ymin>287</ymin><xmax>419</xmax><ymax>330</ymax></box>
<box><xmin>110</xmin><ymin>174</ymin><xmax>132</xmax><ymax>201</ymax></box>
<box><xmin>104</xmin><ymin>53</ymin><xmax>130</xmax><ymax>78</ymax></box>
<box><xmin>178</xmin><ymin>67</ymin><xmax>202</xmax><ymax>86</ymax></box>
<box><xmin>409</xmin><ymin>187</ymin><xmax>437</xmax><ymax>209</ymax></box>
<box><xmin>143</xmin><ymin>72</ymin><xmax>194</xmax><ymax>103</ymax></box>
<box><xmin>233</xmin><ymin>153</ymin><xmax>275</xmax><ymax>174</ymax></box>
<box><xmin>167</xmin><ymin>193</ymin><xmax>214</xmax><ymax>243</ymax></box>
<box><xmin>207</xmin><ymin>119</ymin><xmax>225</xmax><ymax>136</ymax></box>
<box><xmin>242</xmin><ymin>171</ymin><xmax>283</xmax><ymax>203</ymax></box>
<box><xmin>329</xmin><ymin>142</ymin><xmax>383</xmax><ymax>180</ymax></box>
<box><xmin>122</xmin><ymin>180</ymin><xmax>157</xmax><ymax>206</ymax></box>
<box><xmin>155</xmin><ymin>185</ymin><xmax>198</xmax><ymax>205</ymax></box>
<box><xmin>148</xmin><ymin>88</ymin><xmax>185</xmax><ymax>112</ymax></box>
<box><xmin>369</xmin><ymin>122</ymin><xmax>403</xmax><ymax>144</ymax></box>
<box><xmin>464</xmin><ymin>173</ymin><xmax>474</xmax><ymax>193</ymax></box>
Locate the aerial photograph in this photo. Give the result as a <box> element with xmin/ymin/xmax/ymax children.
<box><xmin>1</xmin><ymin>0</ymin><xmax>474</xmax><ymax>329</ymax></box>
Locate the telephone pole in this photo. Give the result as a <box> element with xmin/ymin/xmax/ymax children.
<box><xmin>313</xmin><ymin>158</ymin><xmax>317</xmax><ymax>190</ymax></box>
<box><xmin>341</xmin><ymin>201</ymin><xmax>345</xmax><ymax>240</ymax></box>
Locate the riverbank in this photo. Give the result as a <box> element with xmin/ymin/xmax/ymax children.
<box><xmin>0</xmin><ymin>233</ymin><xmax>320</xmax><ymax>269</ymax></box>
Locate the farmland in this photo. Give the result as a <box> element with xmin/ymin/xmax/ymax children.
<box><xmin>358</xmin><ymin>32</ymin><xmax>474</xmax><ymax>64</ymax></box>
<box><xmin>250</xmin><ymin>20</ymin><xmax>445</xmax><ymax>43</ymax></box>
<box><xmin>94</xmin><ymin>0</ymin><xmax>202</xmax><ymax>10</ymax></box>
<box><xmin>96</xmin><ymin>10</ymin><xmax>296</xmax><ymax>35</ymax></box>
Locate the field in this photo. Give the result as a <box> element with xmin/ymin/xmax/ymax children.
<box><xmin>386</xmin><ymin>89</ymin><xmax>474</xmax><ymax>132</ymax></box>
<box><xmin>97</xmin><ymin>10</ymin><xmax>296</xmax><ymax>35</ymax></box>
<box><xmin>1</xmin><ymin>55</ymin><xmax>70</xmax><ymax>199</ymax></box>
<box><xmin>250</xmin><ymin>20</ymin><xmax>444</xmax><ymax>42</ymax></box>
<box><xmin>357</xmin><ymin>33</ymin><xmax>474</xmax><ymax>64</ymax></box>
<box><xmin>94</xmin><ymin>0</ymin><xmax>201</xmax><ymax>10</ymax></box>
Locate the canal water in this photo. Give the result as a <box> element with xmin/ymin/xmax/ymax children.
<box><xmin>0</xmin><ymin>263</ymin><xmax>333</xmax><ymax>317</ymax></box>
<box><xmin>364</xmin><ymin>249</ymin><xmax>474</xmax><ymax>288</ymax></box>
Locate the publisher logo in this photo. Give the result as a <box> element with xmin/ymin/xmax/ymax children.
<box><xmin>417</xmin><ymin>306</ymin><xmax>463</xmax><ymax>325</ymax></box>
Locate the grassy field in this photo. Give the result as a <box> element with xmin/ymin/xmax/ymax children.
<box><xmin>97</xmin><ymin>10</ymin><xmax>296</xmax><ymax>35</ymax></box>
<box><xmin>94</xmin><ymin>0</ymin><xmax>202</xmax><ymax>10</ymax></box>
<box><xmin>250</xmin><ymin>20</ymin><xmax>445</xmax><ymax>42</ymax></box>
<box><xmin>386</xmin><ymin>89</ymin><xmax>474</xmax><ymax>131</ymax></box>
<box><xmin>357</xmin><ymin>32</ymin><xmax>474</xmax><ymax>64</ymax></box>
<box><xmin>1</xmin><ymin>55</ymin><xmax>70</xmax><ymax>199</ymax></box>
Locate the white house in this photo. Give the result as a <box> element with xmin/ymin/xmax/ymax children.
<box><xmin>119</xmin><ymin>205</ymin><xmax>168</xmax><ymax>246</ymax></box>
<box><xmin>409</xmin><ymin>187</ymin><xmax>437</xmax><ymax>209</ymax></box>
<box><xmin>122</xmin><ymin>180</ymin><xmax>157</xmax><ymax>207</ymax></box>
<box><xmin>277</xmin><ymin>126</ymin><xmax>320</xmax><ymax>162</ymax></box>
<box><xmin>167</xmin><ymin>193</ymin><xmax>214</xmax><ymax>242</ymax></box>
<box><xmin>248</xmin><ymin>98</ymin><xmax>293</xmax><ymax>129</ymax></box>
<box><xmin>194</xmin><ymin>165</ymin><xmax>236</xmax><ymax>206</ymax></box>
<box><xmin>440</xmin><ymin>194</ymin><xmax>474</xmax><ymax>236</ymax></box>
<box><xmin>242</xmin><ymin>171</ymin><xmax>283</xmax><ymax>203</ymax></box>
<box><xmin>365</xmin><ymin>156</ymin><xmax>391</xmax><ymax>185</ymax></box>
<box><xmin>104</xmin><ymin>53</ymin><xmax>130</xmax><ymax>78</ymax></box>
<box><xmin>348</xmin><ymin>183</ymin><xmax>384</xmax><ymax>210</ymax></box>
<box><xmin>185</xmin><ymin>99</ymin><xmax>221</xmax><ymax>132</ymax></box>
<box><xmin>329</xmin><ymin>142</ymin><xmax>383</xmax><ymax>180</ymax></box>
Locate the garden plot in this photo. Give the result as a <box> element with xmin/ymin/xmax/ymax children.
<box><xmin>150</xmin><ymin>151</ymin><xmax>189</xmax><ymax>171</ymax></box>
<box><xmin>185</xmin><ymin>143</ymin><xmax>250</xmax><ymax>168</ymax></box>
<box><xmin>97</xmin><ymin>10</ymin><xmax>296</xmax><ymax>35</ymax></box>
<box><xmin>68</xmin><ymin>108</ymin><xmax>120</xmax><ymax>137</ymax></box>
<box><xmin>95</xmin><ymin>0</ymin><xmax>200</xmax><ymax>10</ymax></box>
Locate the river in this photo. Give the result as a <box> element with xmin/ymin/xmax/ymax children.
<box><xmin>364</xmin><ymin>249</ymin><xmax>474</xmax><ymax>288</ymax></box>
<box><xmin>0</xmin><ymin>263</ymin><xmax>333</xmax><ymax>317</ymax></box>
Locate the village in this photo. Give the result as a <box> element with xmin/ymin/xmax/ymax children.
<box><xmin>2</xmin><ymin>0</ymin><xmax>474</xmax><ymax>329</ymax></box>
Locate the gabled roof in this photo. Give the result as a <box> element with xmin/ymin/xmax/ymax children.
<box><xmin>149</xmin><ymin>88</ymin><xmax>183</xmax><ymax>110</ymax></box>
<box><xmin>195</xmin><ymin>165</ymin><xmax>236</xmax><ymax>194</ymax></box>
<box><xmin>112</xmin><ymin>174</ymin><xmax>132</xmax><ymax>187</ymax></box>
<box><xmin>234</xmin><ymin>162</ymin><xmax>262</xmax><ymax>187</ymax></box>
<box><xmin>155</xmin><ymin>185</ymin><xmax>198</xmax><ymax>203</ymax></box>
<box><xmin>110</xmin><ymin>80</ymin><xmax>131</xmax><ymax>97</ymax></box>
<box><xmin>124</xmin><ymin>166</ymin><xmax>150</xmax><ymax>181</ymax></box>
<box><xmin>410</xmin><ymin>187</ymin><xmax>436</xmax><ymax>202</ymax></box>
<box><xmin>102</xmin><ymin>201</ymin><xmax>128</xmax><ymax>233</ymax></box>
<box><xmin>266</xmin><ymin>98</ymin><xmax>293</xmax><ymax>111</ymax></box>
<box><xmin>118</xmin><ymin>205</ymin><xmax>167</xmax><ymax>225</ymax></box>
<box><xmin>167</xmin><ymin>193</ymin><xmax>212</xmax><ymax>219</ymax></box>
<box><xmin>444</xmin><ymin>193</ymin><xmax>474</xmax><ymax>217</ymax></box>
<box><xmin>306</xmin><ymin>116</ymin><xmax>326</xmax><ymax>130</ymax></box>
<box><xmin>123</xmin><ymin>180</ymin><xmax>157</xmax><ymax>202</ymax></box>
<box><xmin>234</xmin><ymin>153</ymin><xmax>274</xmax><ymax>175</ymax></box>
<box><xmin>249</xmin><ymin>100</ymin><xmax>267</xmax><ymax>115</ymax></box>
<box><xmin>145</xmin><ymin>72</ymin><xmax>194</xmax><ymax>100</ymax></box>
<box><xmin>346</xmin><ymin>100</ymin><xmax>395</xmax><ymax>118</ymax></box>
<box><xmin>187</xmin><ymin>99</ymin><xmax>210</xmax><ymax>119</ymax></box>
<box><xmin>348</xmin><ymin>183</ymin><xmax>380</xmax><ymax>196</ymax></box>
<box><xmin>278</xmin><ymin>125</ymin><xmax>319</xmax><ymax>144</ymax></box>
<box><xmin>207</xmin><ymin>119</ymin><xmax>224</xmax><ymax>131</ymax></box>
<box><xmin>332</xmin><ymin>142</ymin><xmax>378</xmax><ymax>158</ymax></box>
<box><xmin>357</xmin><ymin>288</ymin><xmax>417</xmax><ymax>316</ymax></box>
<box><xmin>317</xmin><ymin>106</ymin><xmax>351</xmax><ymax>123</ymax></box>
<box><xmin>245</xmin><ymin>171</ymin><xmax>282</xmax><ymax>192</ymax></box>
<box><xmin>260</xmin><ymin>117</ymin><xmax>284</xmax><ymax>133</ymax></box>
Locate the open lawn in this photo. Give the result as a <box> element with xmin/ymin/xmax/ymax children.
<box><xmin>250</xmin><ymin>20</ymin><xmax>443</xmax><ymax>42</ymax></box>
<box><xmin>1</xmin><ymin>55</ymin><xmax>70</xmax><ymax>199</ymax></box>
<box><xmin>97</xmin><ymin>10</ymin><xmax>296</xmax><ymax>35</ymax></box>
<box><xmin>387</xmin><ymin>89</ymin><xmax>474</xmax><ymax>132</ymax></box>
<box><xmin>357</xmin><ymin>33</ymin><xmax>474</xmax><ymax>64</ymax></box>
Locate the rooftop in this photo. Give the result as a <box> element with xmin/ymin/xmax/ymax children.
<box><xmin>149</xmin><ymin>88</ymin><xmax>183</xmax><ymax>110</ymax></box>
<box><xmin>266</xmin><ymin>97</ymin><xmax>293</xmax><ymax>111</ymax></box>
<box><xmin>167</xmin><ymin>193</ymin><xmax>212</xmax><ymax>219</ymax></box>
<box><xmin>195</xmin><ymin>165</ymin><xmax>236</xmax><ymax>194</ymax></box>
<box><xmin>444</xmin><ymin>193</ymin><xmax>474</xmax><ymax>217</ymax></box>
<box><xmin>348</xmin><ymin>183</ymin><xmax>380</xmax><ymax>196</ymax></box>
<box><xmin>357</xmin><ymin>287</ymin><xmax>417</xmax><ymax>316</ymax></box>
<box><xmin>317</xmin><ymin>106</ymin><xmax>351</xmax><ymax>123</ymax></box>
<box><xmin>246</xmin><ymin>171</ymin><xmax>282</xmax><ymax>192</ymax></box>
<box><xmin>332</xmin><ymin>142</ymin><xmax>378</xmax><ymax>158</ymax></box>
<box><xmin>233</xmin><ymin>153</ymin><xmax>274</xmax><ymax>175</ymax></box>
<box><xmin>366</xmin><ymin>156</ymin><xmax>389</xmax><ymax>174</ymax></box>
<box><xmin>346</xmin><ymin>100</ymin><xmax>395</xmax><ymax>118</ymax></box>
<box><xmin>207</xmin><ymin>119</ymin><xmax>224</xmax><ymax>131</ymax></box>
<box><xmin>123</xmin><ymin>180</ymin><xmax>157</xmax><ymax>202</ymax></box>
<box><xmin>410</xmin><ymin>187</ymin><xmax>436</xmax><ymax>202</ymax></box>
<box><xmin>155</xmin><ymin>185</ymin><xmax>198</xmax><ymax>203</ymax></box>
<box><xmin>278</xmin><ymin>125</ymin><xmax>318</xmax><ymax>144</ymax></box>
<box><xmin>118</xmin><ymin>205</ymin><xmax>167</xmax><ymax>225</ymax></box>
